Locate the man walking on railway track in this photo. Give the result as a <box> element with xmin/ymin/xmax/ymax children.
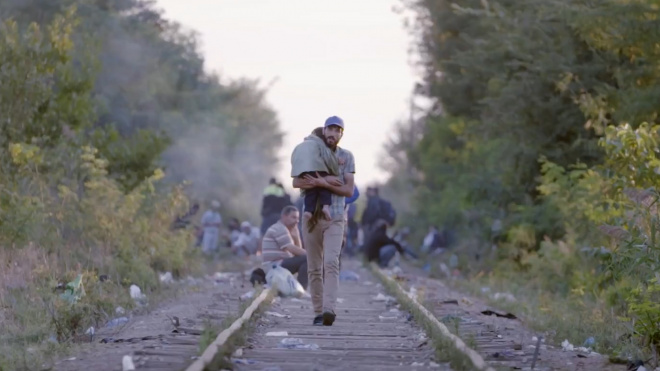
<box><xmin>292</xmin><ymin>116</ymin><xmax>355</xmax><ymax>326</ymax></box>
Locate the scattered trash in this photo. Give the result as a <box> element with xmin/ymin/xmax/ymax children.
<box><xmin>47</xmin><ymin>334</ymin><xmax>58</xmax><ymax>344</ymax></box>
<box><xmin>438</xmin><ymin>263</ymin><xmax>451</xmax><ymax>277</ymax></box>
<box><xmin>373</xmin><ymin>293</ymin><xmax>394</xmax><ymax>302</ymax></box>
<box><xmin>408</xmin><ymin>287</ymin><xmax>418</xmax><ymax>301</ymax></box>
<box><xmin>232</xmin><ymin>348</ymin><xmax>243</xmax><ymax>357</ymax></box>
<box><xmin>265</xmin><ymin>311</ymin><xmax>291</xmax><ymax>319</ymax></box>
<box><xmin>337</xmin><ymin>298</ymin><xmax>345</xmax><ymax>303</ymax></box>
<box><xmin>583</xmin><ymin>336</ymin><xmax>595</xmax><ymax>347</ymax></box>
<box><xmin>266</xmin><ymin>265</ymin><xmax>305</xmax><ymax>298</ymax></box>
<box><xmin>440</xmin><ymin>314</ymin><xmax>465</xmax><ymax>324</ymax></box>
<box><xmin>240</xmin><ymin>290</ymin><xmax>255</xmax><ymax>300</ymax></box>
<box><xmin>339</xmin><ymin>270</ymin><xmax>360</xmax><ymax>282</ymax></box>
<box><xmin>265</xmin><ymin>331</ymin><xmax>288</xmax><ymax>337</ymax></box>
<box><xmin>389</xmin><ymin>308</ymin><xmax>401</xmax><ymax>313</ymax></box>
<box><xmin>561</xmin><ymin>339</ymin><xmax>575</xmax><ymax>351</ymax></box>
<box><xmin>429</xmin><ymin>361</ymin><xmax>440</xmax><ymax>368</ymax></box>
<box><xmin>215</xmin><ymin>272</ymin><xmax>236</xmax><ymax>280</ymax></box>
<box><xmin>492</xmin><ymin>292</ymin><xmax>516</xmax><ymax>302</ymax></box>
<box><xmin>480</xmin><ymin>309</ymin><xmax>517</xmax><ymax>320</ymax></box>
<box><xmin>378</xmin><ymin>315</ymin><xmax>398</xmax><ymax>321</ymax></box>
<box><xmin>115</xmin><ymin>306</ymin><xmax>125</xmax><ymax>315</ymax></box>
<box><xmin>625</xmin><ymin>360</ymin><xmax>645</xmax><ymax>371</ymax></box>
<box><xmin>129</xmin><ymin>285</ymin><xmax>146</xmax><ymax>303</ymax></box>
<box><xmin>85</xmin><ymin>327</ymin><xmax>95</xmax><ymax>336</ymax></box>
<box><xmin>66</xmin><ymin>357</ymin><xmax>76</xmax><ymax>361</ymax></box>
<box><xmin>278</xmin><ymin>338</ymin><xmax>319</xmax><ymax>350</ymax></box>
<box><xmin>122</xmin><ymin>355</ymin><xmax>135</xmax><ymax>371</ymax></box>
<box><xmin>60</xmin><ymin>274</ymin><xmax>85</xmax><ymax>304</ymax></box>
<box><xmin>173</xmin><ymin>327</ymin><xmax>203</xmax><ymax>335</ymax></box>
<box><xmin>232</xmin><ymin>359</ymin><xmax>257</xmax><ymax>365</ymax></box>
<box><xmin>159</xmin><ymin>272</ymin><xmax>173</xmax><ymax>284</ymax></box>
<box><xmin>106</xmin><ymin>317</ymin><xmax>129</xmax><ymax>328</ymax></box>
<box><xmin>448</xmin><ymin>254</ymin><xmax>459</xmax><ymax>268</ymax></box>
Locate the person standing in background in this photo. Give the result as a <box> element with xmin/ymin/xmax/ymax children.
<box><xmin>343</xmin><ymin>185</ymin><xmax>360</xmax><ymax>257</ymax></box>
<box><xmin>201</xmin><ymin>200</ymin><xmax>222</xmax><ymax>254</ymax></box>
<box><xmin>260</xmin><ymin>178</ymin><xmax>293</xmax><ymax>235</ymax></box>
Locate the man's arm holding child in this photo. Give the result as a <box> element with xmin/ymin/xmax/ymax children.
<box><xmin>292</xmin><ymin>175</ymin><xmax>343</xmax><ymax>190</ymax></box>
<box><xmin>303</xmin><ymin>172</ymin><xmax>353</xmax><ymax>197</ymax></box>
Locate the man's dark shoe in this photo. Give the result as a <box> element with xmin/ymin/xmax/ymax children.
<box><xmin>313</xmin><ymin>314</ymin><xmax>323</xmax><ymax>326</ymax></box>
<box><xmin>322</xmin><ymin>311</ymin><xmax>336</xmax><ymax>326</ymax></box>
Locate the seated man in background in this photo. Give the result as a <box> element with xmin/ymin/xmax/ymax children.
<box><xmin>361</xmin><ymin>220</ymin><xmax>416</xmax><ymax>268</ymax></box>
<box><xmin>232</xmin><ymin>221</ymin><xmax>260</xmax><ymax>257</ymax></box>
<box><xmin>254</xmin><ymin>206</ymin><xmax>308</xmax><ymax>289</ymax></box>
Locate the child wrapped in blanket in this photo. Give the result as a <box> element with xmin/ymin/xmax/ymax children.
<box><xmin>290</xmin><ymin>127</ymin><xmax>340</xmax><ymax>222</ymax></box>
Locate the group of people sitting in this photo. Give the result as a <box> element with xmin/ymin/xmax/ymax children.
<box><xmin>171</xmin><ymin>193</ymin><xmax>449</xmax><ymax>287</ymax></box>
<box><xmin>170</xmin><ymin>200</ymin><xmax>264</xmax><ymax>257</ymax></box>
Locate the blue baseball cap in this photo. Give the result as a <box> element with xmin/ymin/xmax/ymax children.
<box><xmin>324</xmin><ymin>116</ymin><xmax>344</xmax><ymax>130</ymax></box>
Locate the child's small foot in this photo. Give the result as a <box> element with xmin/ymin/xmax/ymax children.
<box><xmin>304</xmin><ymin>211</ymin><xmax>313</xmax><ymax>219</ymax></box>
<box><xmin>321</xmin><ymin>205</ymin><xmax>332</xmax><ymax>220</ymax></box>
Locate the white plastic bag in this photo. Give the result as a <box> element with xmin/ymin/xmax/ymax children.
<box><xmin>266</xmin><ymin>265</ymin><xmax>305</xmax><ymax>298</ymax></box>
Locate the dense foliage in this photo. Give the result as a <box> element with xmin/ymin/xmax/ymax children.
<box><xmin>0</xmin><ymin>1</ymin><xmax>282</xmax><ymax>368</ymax></box>
<box><xmin>385</xmin><ymin>0</ymin><xmax>660</xmax><ymax>358</ymax></box>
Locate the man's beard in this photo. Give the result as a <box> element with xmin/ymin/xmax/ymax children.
<box><xmin>316</xmin><ymin>131</ymin><xmax>338</xmax><ymax>150</ymax></box>
<box><xmin>325</xmin><ymin>137</ymin><xmax>339</xmax><ymax>150</ymax></box>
